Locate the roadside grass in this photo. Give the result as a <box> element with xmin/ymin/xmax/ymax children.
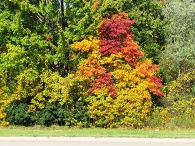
<box><xmin>1</xmin><ymin>126</ymin><xmax>195</xmax><ymax>138</ymax></box>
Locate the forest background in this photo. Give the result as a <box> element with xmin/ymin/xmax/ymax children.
<box><xmin>0</xmin><ymin>0</ymin><xmax>194</xmax><ymax>129</ymax></box>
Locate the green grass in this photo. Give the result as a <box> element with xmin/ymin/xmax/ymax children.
<box><xmin>1</xmin><ymin>126</ymin><xmax>195</xmax><ymax>138</ymax></box>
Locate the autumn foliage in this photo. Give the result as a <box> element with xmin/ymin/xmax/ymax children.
<box><xmin>71</xmin><ymin>13</ymin><xmax>163</xmax><ymax>127</ymax></box>
<box><xmin>3</xmin><ymin>0</ymin><xmax>194</xmax><ymax>129</ymax></box>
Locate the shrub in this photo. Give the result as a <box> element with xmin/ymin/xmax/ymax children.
<box><xmin>164</xmin><ymin>99</ymin><xmax>195</xmax><ymax>129</ymax></box>
<box><xmin>145</xmin><ymin>107</ymin><xmax>168</xmax><ymax>128</ymax></box>
<box><xmin>31</xmin><ymin>102</ymin><xmax>58</xmax><ymax>126</ymax></box>
<box><xmin>31</xmin><ymin>101</ymin><xmax>90</xmax><ymax>127</ymax></box>
<box><xmin>5</xmin><ymin>101</ymin><xmax>32</xmax><ymax>126</ymax></box>
<box><xmin>5</xmin><ymin>99</ymin><xmax>90</xmax><ymax>127</ymax></box>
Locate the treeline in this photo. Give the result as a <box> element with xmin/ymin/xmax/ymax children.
<box><xmin>0</xmin><ymin>0</ymin><xmax>194</xmax><ymax>128</ymax></box>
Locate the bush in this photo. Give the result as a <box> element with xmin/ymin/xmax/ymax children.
<box><xmin>145</xmin><ymin>107</ymin><xmax>168</xmax><ymax>128</ymax></box>
<box><xmin>146</xmin><ymin>99</ymin><xmax>195</xmax><ymax>129</ymax></box>
<box><xmin>165</xmin><ymin>99</ymin><xmax>195</xmax><ymax>129</ymax></box>
<box><xmin>5</xmin><ymin>100</ymin><xmax>90</xmax><ymax>127</ymax></box>
<box><xmin>5</xmin><ymin>101</ymin><xmax>32</xmax><ymax>126</ymax></box>
<box><xmin>31</xmin><ymin>102</ymin><xmax>58</xmax><ymax>126</ymax></box>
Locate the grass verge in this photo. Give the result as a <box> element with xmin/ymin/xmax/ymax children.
<box><xmin>1</xmin><ymin>126</ymin><xmax>195</xmax><ymax>138</ymax></box>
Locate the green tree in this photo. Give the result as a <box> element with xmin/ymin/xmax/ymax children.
<box><xmin>122</xmin><ymin>0</ymin><xmax>165</xmax><ymax>63</ymax></box>
<box><xmin>0</xmin><ymin>0</ymin><xmax>76</xmax><ymax>125</ymax></box>
<box><xmin>160</xmin><ymin>0</ymin><xmax>195</xmax><ymax>82</ymax></box>
<box><xmin>159</xmin><ymin>0</ymin><xmax>195</xmax><ymax>128</ymax></box>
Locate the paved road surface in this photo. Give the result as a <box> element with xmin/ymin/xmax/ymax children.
<box><xmin>1</xmin><ymin>137</ymin><xmax>195</xmax><ymax>146</ymax></box>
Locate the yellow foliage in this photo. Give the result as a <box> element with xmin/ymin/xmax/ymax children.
<box><xmin>0</xmin><ymin>121</ymin><xmax>9</xmax><ymax>127</ymax></box>
<box><xmin>87</xmin><ymin>87</ymin><xmax>117</xmax><ymax>127</ymax></box>
<box><xmin>100</xmin><ymin>52</ymin><xmax>123</xmax><ymax>65</ymax></box>
<box><xmin>0</xmin><ymin>107</ymin><xmax>7</xmax><ymax>119</ymax></box>
<box><xmin>71</xmin><ymin>36</ymin><xmax>99</xmax><ymax>52</ymax></box>
<box><xmin>0</xmin><ymin>89</ymin><xmax>11</xmax><ymax>122</ymax></box>
<box><xmin>40</xmin><ymin>71</ymin><xmax>72</xmax><ymax>106</ymax></box>
<box><xmin>163</xmin><ymin>71</ymin><xmax>195</xmax><ymax>102</ymax></box>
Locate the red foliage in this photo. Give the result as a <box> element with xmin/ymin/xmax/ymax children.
<box><xmin>90</xmin><ymin>73</ymin><xmax>116</xmax><ymax>97</ymax></box>
<box><xmin>99</xmin><ymin>13</ymin><xmax>136</xmax><ymax>55</ymax></box>
<box><xmin>99</xmin><ymin>39</ymin><xmax>122</xmax><ymax>54</ymax></box>
<box><xmin>99</xmin><ymin>13</ymin><xmax>135</xmax><ymax>38</ymax></box>
<box><xmin>45</xmin><ymin>35</ymin><xmax>51</xmax><ymax>41</ymax></box>
<box><xmin>99</xmin><ymin>13</ymin><xmax>144</xmax><ymax>67</ymax></box>
<box><xmin>147</xmin><ymin>76</ymin><xmax>164</xmax><ymax>96</ymax></box>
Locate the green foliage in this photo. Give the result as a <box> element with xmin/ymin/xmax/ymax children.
<box><xmin>160</xmin><ymin>0</ymin><xmax>195</xmax><ymax>82</ymax></box>
<box><xmin>5</xmin><ymin>101</ymin><xmax>32</xmax><ymax>126</ymax></box>
<box><xmin>0</xmin><ymin>0</ymin><xmax>74</xmax><ymax>125</ymax></box>
<box><xmin>145</xmin><ymin>107</ymin><xmax>168</xmax><ymax>128</ymax></box>
<box><xmin>31</xmin><ymin>102</ymin><xmax>67</xmax><ymax>126</ymax></box>
<box><xmin>164</xmin><ymin>98</ymin><xmax>195</xmax><ymax>129</ymax></box>
<box><xmin>122</xmin><ymin>0</ymin><xmax>165</xmax><ymax>63</ymax></box>
<box><xmin>146</xmin><ymin>99</ymin><xmax>195</xmax><ymax>129</ymax></box>
<box><xmin>5</xmin><ymin>99</ymin><xmax>90</xmax><ymax>127</ymax></box>
<box><xmin>150</xmin><ymin>71</ymin><xmax>195</xmax><ymax>129</ymax></box>
<box><xmin>151</xmin><ymin>0</ymin><xmax>195</xmax><ymax>129</ymax></box>
<box><xmin>162</xmin><ymin>71</ymin><xmax>195</xmax><ymax>106</ymax></box>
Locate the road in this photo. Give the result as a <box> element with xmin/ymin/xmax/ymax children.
<box><xmin>1</xmin><ymin>137</ymin><xmax>195</xmax><ymax>146</ymax></box>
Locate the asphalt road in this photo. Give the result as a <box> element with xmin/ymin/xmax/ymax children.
<box><xmin>1</xmin><ymin>137</ymin><xmax>195</xmax><ymax>146</ymax></box>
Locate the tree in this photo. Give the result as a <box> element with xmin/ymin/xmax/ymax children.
<box><xmin>121</xmin><ymin>0</ymin><xmax>165</xmax><ymax>63</ymax></box>
<box><xmin>159</xmin><ymin>0</ymin><xmax>195</xmax><ymax>128</ymax></box>
<box><xmin>0</xmin><ymin>0</ymin><xmax>76</xmax><ymax>125</ymax></box>
<box><xmin>160</xmin><ymin>0</ymin><xmax>195</xmax><ymax>82</ymax></box>
<box><xmin>65</xmin><ymin>0</ymin><xmax>165</xmax><ymax>63</ymax></box>
<box><xmin>71</xmin><ymin>13</ymin><xmax>163</xmax><ymax>128</ymax></box>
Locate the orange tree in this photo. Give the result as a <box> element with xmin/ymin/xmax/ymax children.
<box><xmin>71</xmin><ymin>13</ymin><xmax>163</xmax><ymax>128</ymax></box>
